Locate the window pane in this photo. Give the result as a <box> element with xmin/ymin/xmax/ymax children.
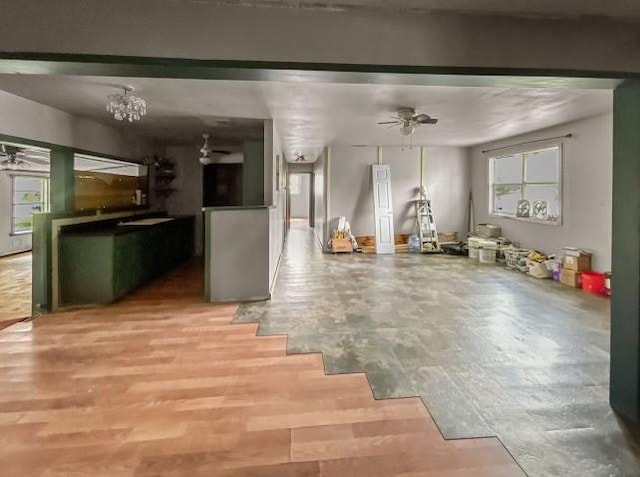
<box><xmin>524</xmin><ymin>185</ymin><xmax>560</xmax><ymax>222</ymax></box>
<box><xmin>493</xmin><ymin>154</ymin><xmax>522</xmax><ymax>184</ymax></box>
<box><xmin>493</xmin><ymin>184</ymin><xmax>522</xmax><ymax>215</ymax></box>
<box><xmin>13</xmin><ymin>176</ymin><xmax>45</xmax><ymax>203</ymax></box>
<box><xmin>16</xmin><ymin>190</ymin><xmax>44</xmax><ymax>204</ymax></box>
<box><xmin>524</xmin><ymin>148</ymin><xmax>559</xmax><ymax>183</ymax></box>
<box><xmin>13</xmin><ymin>217</ymin><xmax>33</xmax><ymax>233</ymax></box>
<box><xmin>12</xmin><ymin>176</ymin><xmax>49</xmax><ymax>234</ymax></box>
<box><xmin>13</xmin><ymin>203</ymin><xmax>44</xmax><ymax>218</ymax></box>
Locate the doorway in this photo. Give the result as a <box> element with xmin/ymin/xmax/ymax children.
<box><xmin>0</xmin><ymin>141</ymin><xmax>50</xmax><ymax>328</ymax></box>
<box><xmin>289</xmin><ymin>172</ymin><xmax>313</xmax><ymax>228</ymax></box>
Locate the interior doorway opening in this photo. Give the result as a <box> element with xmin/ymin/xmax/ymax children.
<box><xmin>0</xmin><ymin>141</ymin><xmax>50</xmax><ymax>328</ymax></box>
<box><xmin>288</xmin><ymin>172</ymin><xmax>313</xmax><ymax>229</ymax></box>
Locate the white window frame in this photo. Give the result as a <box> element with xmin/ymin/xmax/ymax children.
<box><xmin>488</xmin><ymin>144</ymin><xmax>563</xmax><ymax>226</ymax></box>
<box><xmin>10</xmin><ymin>173</ymin><xmax>50</xmax><ymax>235</ymax></box>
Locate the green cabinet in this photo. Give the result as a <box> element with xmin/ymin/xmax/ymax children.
<box><xmin>60</xmin><ymin>216</ymin><xmax>195</xmax><ymax>306</ymax></box>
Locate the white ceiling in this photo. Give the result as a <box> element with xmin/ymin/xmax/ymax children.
<box><xmin>0</xmin><ymin>74</ymin><xmax>612</xmax><ymax>162</ymax></box>
<box><xmin>196</xmin><ymin>0</ymin><xmax>640</xmax><ymax>21</ymax></box>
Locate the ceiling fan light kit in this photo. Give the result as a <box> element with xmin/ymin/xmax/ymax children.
<box><xmin>378</xmin><ymin>107</ymin><xmax>438</xmax><ymax>149</ymax></box>
<box><xmin>198</xmin><ymin>134</ymin><xmax>232</xmax><ymax>165</ymax></box>
<box><xmin>400</xmin><ymin>125</ymin><xmax>416</xmax><ymax>136</ymax></box>
<box><xmin>199</xmin><ymin>133</ymin><xmax>213</xmax><ymax>165</ymax></box>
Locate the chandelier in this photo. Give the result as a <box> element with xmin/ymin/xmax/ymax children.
<box><xmin>106</xmin><ymin>87</ymin><xmax>147</xmax><ymax>122</ymax></box>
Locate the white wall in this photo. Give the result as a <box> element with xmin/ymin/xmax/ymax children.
<box><xmin>328</xmin><ymin>145</ymin><xmax>469</xmax><ymax>238</ymax></box>
<box><xmin>470</xmin><ymin>113</ymin><xmax>613</xmax><ymax>271</ymax></box>
<box><xmin>207</xmin><ymin>207</ymin><xmax>270</xmax><ymax>301</ymax></box>
<box><xmin>0</xmin><ymin>90</ymin><xmax>148</xmax><ymax>159</ymax></box>
<box><xmin>2</xmin><ymin>1</ymin><xmax>640</xmax><ymax>74</ymax></box>
<box><xmin>164</xmin><ymin>145</ymin><xmax>204</xmax><ymax>255</ymax></box>
<box><xmin>313</xmin><ymin>148</ymin><xmax>328</xmax><ymax>248</ymax></box>
<box><xmin>267</xmin><ymin>122</ymin><xmax>287</xmax><ymax>290</ymax></box>
<box><xmin>0</xmin><ymin>90</ymin><xmax>151</xmax><ymax>256</ymax></box>
<box><xmin>290</xmin><ymin>173</ymin><xmax>311</xmax><ymax>218</ymax></box>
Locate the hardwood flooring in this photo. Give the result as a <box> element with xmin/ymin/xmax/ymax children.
<box><xmin>0</xmin><ymin>261</ymin><xmax>523</xmax><ymax>476</ymax></box>
<box><xmin>0</xmin><ymin>252</ymin><xmax>31</xmax><ymax>327</ymax></box>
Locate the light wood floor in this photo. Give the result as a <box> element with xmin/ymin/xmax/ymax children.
<box><xmin>0</xmin><ymin>261</ymin><xmax>524</xmax><ymax>476</ymax></box>
<box><xmin>0</xmin><ymin>252</ymin><xmax>31</xmax><ymax>327</ymax></box>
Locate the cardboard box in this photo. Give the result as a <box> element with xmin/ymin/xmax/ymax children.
<box><xmin>331</xmin><ymin>238</ymin><xmax>352</xmax><ymax>253</ymax></box>
<box><xmin>476</xmin><ymin>224</ymin><xmax>501</xmax><ymax>238</ymax></box>
<box><xmin>560</xmin><ymin>269</ymin><xmax>583</xmax><ymax>288</ymax></box>
<box><xmin>563</xmin><ymin>254</ymin><xmax>591</xmax><ymax>272</ymax></box>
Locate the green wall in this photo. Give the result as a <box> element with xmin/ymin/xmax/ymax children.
<box><xmin>610</xmin><ymin>81</ymin><xmax>640</xmax><ymax>423</ymax></box>
<box><xmin>50</xmin><ymin>148</ymin><xmax>75</xmax><ymax>214</ymax></box>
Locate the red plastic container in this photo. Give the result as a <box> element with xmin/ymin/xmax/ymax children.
<box><xmin>582</xmin><ymin>272</ymin><xmax>606</xmax><ymax>295</ymax></box>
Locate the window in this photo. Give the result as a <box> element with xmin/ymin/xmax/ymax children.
<box><xmin>489</xmin><ymin>146</ymin><xmax>561</xmax><ymax>224</ymax></box>
<box><xmin>12</xmin><ymin>175</ymin><xmax>50</xmax><ymax>234</ymax></box>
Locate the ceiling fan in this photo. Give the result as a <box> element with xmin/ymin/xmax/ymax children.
<box><xmin>378</xmin><ymin>108</ymin><xmax>438</xmax><ymax>136</ymax></box>
<box><xmin>0</xmin><ymin>145</ymin><xmax>49</xmax><ymax>170</ymax></box>
<box><xmin>295</xmin><ymin>153</ymin><xmax>306</xmax><ymax>162</ymax></box>
<box><xmin>198</xmin><ymin>134</ymin><xmax>232</xmax><ymax>165</ymax></box>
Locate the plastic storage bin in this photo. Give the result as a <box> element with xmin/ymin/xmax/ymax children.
<box><xmin>582</xmin><ymin>272</ymin><xmax>606</xmax><ymax>295</ymax></box>
<box><xmin>478</xmin><ymin>240</ymin><xmax>497</xmax><ymax>264</ymax></box>
<box><xmin>468</xmin><ymin>237</ymin><xmax>481</xmax><ymax>261</ymax></box>
<box><xmin>479</xmin><ymin>248</ymin><xmax>497</xmax><ymax>264</ymax></box>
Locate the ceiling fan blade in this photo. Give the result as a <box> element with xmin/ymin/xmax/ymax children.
<box><xmin>20</xmin><ymin>152</ymin><xmax>49</xmax><ymax>159</ymax></box>
<box><xmin>211</xmin><ymin>150</ymin><xmax>231</xmax><ymax>155</ymax></box>
<box><xmin>24</xmin><ymin>158</ymin><xmax>50</xmax><ymax>165</ymax></box>
<box><xmin>378</xmin><ymin>121</ymin><xmax>401</xmax><ymax>125</ymax></box>
<box><xmin>415</xmin><ymin>114</ymin><xmax>438</xmax><ymax>125</ymax></box>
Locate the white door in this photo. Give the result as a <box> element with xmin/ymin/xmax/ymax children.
<box><xmin>372</xmin><ymin>164</ymin><xmax>395</xmax><ymax>254</ymax></box>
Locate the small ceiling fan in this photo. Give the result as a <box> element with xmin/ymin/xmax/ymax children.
<box><xmin>295</xmin><ymin>153</ymin><xmax>306</xmax><ymax>162</ymax></box>
<box><xmin>198</xmin><ymin>134</ymin><xmax>232</xmax><ymax>165</ymax></box>
<box><xmin>0</xmin><ymin>145</ymin><xmax>49</xmax><ymax>170</ymax></box>
<box><xmin>378</xmin><ymin>108</ymin><xmax>438</xmax><ymax>136</ymax></box>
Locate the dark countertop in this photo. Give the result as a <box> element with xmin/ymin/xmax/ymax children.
<box><xmin>61</xmin><ymin>215</ymin><xmax>195</xmax><ymax>237</ymax></box>
<box><xmin>202</xmin><ymin>205</ymin><xmax>270</xmax><ymax>212</ymax></box>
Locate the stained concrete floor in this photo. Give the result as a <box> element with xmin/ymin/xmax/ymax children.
<box><xmin>234</xmin><ymin>223</ymin><xmax>640</xmax><ymax>476</ymax></box>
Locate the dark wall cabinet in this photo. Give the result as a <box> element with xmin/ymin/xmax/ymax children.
<box><xmin>60</xmin><ymin>216</ymin><xmax>195</xmax><ymax>306</ymax></box>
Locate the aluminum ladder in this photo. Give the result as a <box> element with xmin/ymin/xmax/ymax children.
<box><xmin>415</xmin><ymin>188</ymin><xmax>440</xmax><ymax>253</ymax></box>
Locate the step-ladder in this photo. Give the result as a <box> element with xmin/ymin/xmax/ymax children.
<box><xmin>415</xmin><ymin>186</ymin><xmax>440</xmax><ymax>253</ymax></box>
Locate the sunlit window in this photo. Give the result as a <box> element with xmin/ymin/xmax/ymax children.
<box><xmin>12</xmin><ymin>175</ymin><xmax>50</xmax><ymax>234</ymax></box>
<box><xmin>489</xmin><ymin>146</ymin><xmax>561</xmax><ymax>224</ymax></box>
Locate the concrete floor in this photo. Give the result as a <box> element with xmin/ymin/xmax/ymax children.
<box><xmin>235</xmin><ymin>222</ymin><xmax>640</xmax><ymax>477</ymax></box>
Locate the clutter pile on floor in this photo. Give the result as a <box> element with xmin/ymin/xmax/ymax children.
<box><xmin>468</xmin><ymin>223</ymin><xmax>610</xmax><ymax>297</ymax></box>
